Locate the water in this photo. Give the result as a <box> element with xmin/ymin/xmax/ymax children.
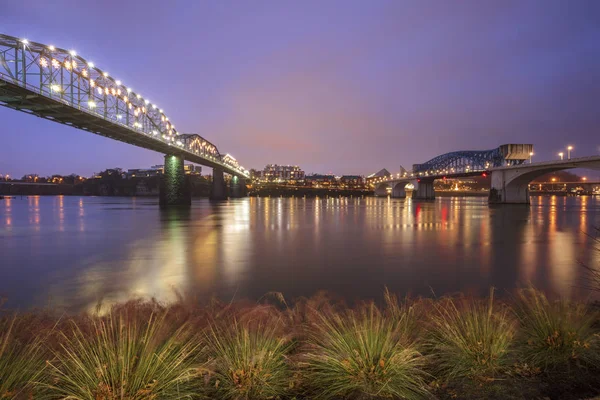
<box><xmin>1</xmin><ymin>195</ymin><xmax>599</xmax><ymax>312</ymax></box>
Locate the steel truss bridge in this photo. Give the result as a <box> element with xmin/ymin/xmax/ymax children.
<box><xmin>0</xmin><ymin>34</ymin><xmax>248</xmax><ymax>178</ymax></box>
<box><xmin>411</xmin><ymin>144</ymin><xmax>531</xmax><ymax>177</ymax></box>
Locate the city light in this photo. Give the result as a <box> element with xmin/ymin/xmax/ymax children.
<box><xmin>88</xmin><ymin>62</ymin><xmax>94</xmax><ymax>68</ymax></box>
<box><xmin>558</xmin><ymin>152</ymin><xmax>564</xmax><ymax>160</ymax></box>
<box><xmin>48</xmin><ymin>45</ymin><xmax>55</xmax><ymax>51</ymax></box>
<box><xmin>529</xmin><ymin>152</ymin><xmax>534</xmax><ymax>164</ymax></box>
<box><xmin>21</xmin><ymin>39</ymin><xmax>28</xmax><ymax>45</ymax></box>
<box><xmin>87</xmin><ymin>100</ymin><xmax>96</xmax><ymax>108</ymax></box>
<box><xmin>116</xmin><ymin>80</ymin><xmax>121</xmax><ymax>85</ymax></box>
<box><xmin>50</xmin><ymin>84</ymin><xmax>61</xmax><ymax>92</ymax></box>
<box><xmin>567</xmin><ymin>145</ymin><xmax>573</xmax><ymax>159</ymax></box>
<box><xmin>69</xmin><ymin>50</ymin><xmax>76</xmax><ymax>56</ymax></box>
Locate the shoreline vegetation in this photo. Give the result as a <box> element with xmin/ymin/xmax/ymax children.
<box><xmin>1</xmin><ymin>288</ymin><xmax>600</xmax><ymax>399</ymax></box>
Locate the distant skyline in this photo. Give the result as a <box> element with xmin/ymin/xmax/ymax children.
<box><xmin>1</xmin><ymin>1</ymin><xmax>600</xmax><ymax>179</ymax></box>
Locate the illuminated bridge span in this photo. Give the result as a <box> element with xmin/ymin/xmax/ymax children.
<box><xmin>374</xmin><ymin>144</ymin><xmax>600</xmax><ymax>204</ymax></box>
<box><xmin>0</xmin><ymin>33</ymin><xmax>248</xmax><ymax>205</ymax></box>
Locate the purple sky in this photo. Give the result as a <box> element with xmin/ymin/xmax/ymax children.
<box><xmin>1</xmin><ymin>1</ymin><xmax>600</xmax><ymax>178</ymax></box>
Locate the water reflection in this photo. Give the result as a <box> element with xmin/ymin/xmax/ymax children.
<box><xmin>0</xmin><ymin>195</ymin><xmax>599</xmax><ymax>311</ymax></box>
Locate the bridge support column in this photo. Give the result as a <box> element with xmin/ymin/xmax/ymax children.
<box><xmin>489</xmin><ymin>170</ymin><xmax>530</xmax><ymax>204</ymax></box>
<box><xmin>210</xmin><ymin>166</ymin><xmax>227</xmax><ymax>200</ymax></box>
<box><xmin>412</xmin><ymin>180</ymin><xmax>435</xmax><ymax>200</ymax></box>
<box><xmin>159</xmin><ymin>154</ymin><xmax>191</xmax><ymax>208</ymax></box>
<box><xmin>229</xmin><ymin>175</ymin><xmax>247</xmax><ymax>198</ymax></box>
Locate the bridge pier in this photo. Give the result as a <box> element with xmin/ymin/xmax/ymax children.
<box><xmin>489</xmin><ymin>169</ymin><xmax>530</xmax><ymax>204</ymax></box>
<box><xmin>412</xmin><ymin>180</ymin><xmax>435</xmax><ymax>200</ymax></box>
<box><xmin>210</xmin><ymin>166</ymin><xmax>227</xmax><ymax>200</ymax></box>
<box><xmin>159</xmin><ymin>154</ymin><xmax>191</xmax><ymax>208</ymax></box>
<box><xmin>229</xmin><ymin>175</ymin><xmax>247</xmax><ymax>198</ymax></box>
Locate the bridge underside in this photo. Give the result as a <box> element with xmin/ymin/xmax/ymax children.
<box><xmin>0</xmin><ymin>80</ymin><xmax>242</xmax><ymax>177</ymax></box>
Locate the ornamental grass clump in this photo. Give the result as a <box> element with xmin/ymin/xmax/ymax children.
<box><xmin>42</xmin><ymin>309</ymin><xmax>202</xmax><ymax>400</ymax></box>
<box><xmin>514</xmin><ymin>288</ymin><xmax>600</xmax><ymax>372</ymax></box>
<box><xmin>303</xmin><ymin>303</ymin><xmax>429</xmax><ymax>400</ymax></box>
<box><xmin>205</xmin><ymin>319</ymin><xmax>293</xmax><ymax>400</ymax></box>
<box><xmin>0</xmin><ymin>315</ymin><xmax>46</xmax><ymax>399</ymax></box>
<box><xmin>426</xmin><ymin>289</ymin><xmax>516</xmax><ymax>382</ymax></box>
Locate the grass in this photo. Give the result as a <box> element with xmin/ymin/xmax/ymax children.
<box><xmin>0</xmin><ymin>288</ymin><xmax>598</xmax><ymax>399</ymax></box>
<box><xmin>0</xmin><ymin>315</ymin><xmax>46</xmax><ymax>399</ymax></box>
<box><xmin>513</xmin><ymin>288</ymin><xmax>600</xmax><ymax>372</ymax></box>
<box><xmin>426</xmin><ymin>289</ymin><xmax>516</xmax><ymax>383</ymax></box>
<box><xmin>303</xmin><ymin>302</ymin><xmax>429</xmax><ymax>400</ymax></box>
<box><xmin>41</xmin><ymin>308</ymin><xmax>202</xmax><ymax>400</ymax></box>
<box><xmin>204</xmin><ymin>318</ymin><xmax>293</xmax><ymax>400</ymax></box>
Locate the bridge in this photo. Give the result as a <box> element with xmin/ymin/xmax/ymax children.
<box><xmin>0</xmin><ymin>33</ymin><xmax>248</xmax><ymax>206</ymax></box>
<box><xmin>374</xmin><ymin>144</ymin><xmax>600</xmax><ymax>204</ymax></box>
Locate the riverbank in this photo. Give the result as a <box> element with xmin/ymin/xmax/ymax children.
<box><xmin>2</xmin><ymin>288</ymin><xmax>599</xmax><ymax>399</ymax></box>
<box><xmin>249</xmin><ymin>185</ymin><xmax>373</xmax><ymax>197</ymax></box>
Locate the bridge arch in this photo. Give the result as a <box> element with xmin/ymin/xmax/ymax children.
<box><xmin>490</xmin><ymin>158</ymin><xmax>600</xmax><ymax>203</ymax></box>
<box><xmin>374</xmin><ymin>182</ymin><xmax>391</xmax><ymax>196</ymax></box>
<box><xmin>392</xmin><ymin>181</ymin><xmax>410</xmax><ymax>198</ymax></box>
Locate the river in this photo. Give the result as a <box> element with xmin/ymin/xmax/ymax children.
<box><xmin>1</xmin><ymin>195</ymin><xmax>599</xmax><ymax>311</ymax></box>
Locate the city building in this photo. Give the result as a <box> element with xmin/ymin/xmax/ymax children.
<box><xmin>184</xmin><ymin>164</ymin><xmax>201</xmax><ymax>175</ymax></box>
<box><xmin>366</xmin><ymin>168</ymin><xmax>391</xmax><ymax>186</ymax></box>
<box><xmin>262</xmin><ymin>164</ymin><xmax>305</xmax><ymax>181</ymax></box>
<box><xmin>304</xmin><ymin>174</ymin><xmax>336</xmax><ymax>187</ymax></box>
<box><xmin>125</xmin><ymin>169</ymin><xmax>162</xmax><ymax>178</ymax></box>
<box><xmin>339</xmin><ymin>175</ymin><xmax>365</xmax><ymax>188</ymax></box>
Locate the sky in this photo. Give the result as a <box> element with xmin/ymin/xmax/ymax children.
<box><xmin>1</xmin><ymin>1</ymin><xmax>600</xmax><ymax>178</ymax></box>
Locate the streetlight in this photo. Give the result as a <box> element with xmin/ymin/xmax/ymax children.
<box><xmin>529</xmin><ymin>152</ymin><xmax>534</xmax><ymax>164</ymax></box>
<box><xmin>558</xmin><ymin>152</ymin><xmax>564</xmax><ymax>160</ymax></box>
<box><xmin>582</xmin><ymin>177</ymin><xmax>587</xmax><ymax>181</ymax></box>
<box><xmin>567</xmin><ymin>146</ymin><xmax>573</xmax><ymax>159</ymax></box>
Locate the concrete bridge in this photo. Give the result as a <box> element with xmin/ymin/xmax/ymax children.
<box><xmin>375</xmin><ymin>145</ymin><xmax>600</xmax><ymax>204</ymax></box>
<box><xmin>0</xmin><ymin>34</ymin><xmax>248</xmax><ymax>207</ymax></box>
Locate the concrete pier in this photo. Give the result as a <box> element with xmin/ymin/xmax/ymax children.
<box><xmin>412</xmin><ymin>179</ymin><xmax>435</xmax><ymax>200</ymax></box>
<box><xmin>229</xmin><ymin>175</ymin><xmax>247</xmax><ymax>198</ymax></box>
<box><xmin>210</xmin><ymin>166</ymin><xmax>227</xmax><ymax>200</ymax></box>
<box><xmin>159</xmin><ymin>154</ymin><xmax>191</xmax><ymax>207</ymax></box>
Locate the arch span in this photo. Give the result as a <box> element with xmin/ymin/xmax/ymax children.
<box><xmin>375</xmin><ymin>183</ymin><xmax>391</xmax><ymax>196</ymax></box>
<box><xmin>490</xmin><ymin>157</ymin><xmax>600</xmax><ymax>203</ymax></box>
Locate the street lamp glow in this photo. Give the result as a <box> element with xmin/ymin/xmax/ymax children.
<box><xmin>529</xmin><ymin>152</ymin><xmax>534</xmax><ymax>163</ymax></box>
<box><xmin>567</xmin><ymin>145</ymin><xmax>573</xmax><ymax>159</ymax></box>
<box><xmin>48</xmin><ymin>45</ymin><xmax>55</xmax><ymax>51</ymax></box>
<box><xmin>558</xmin><ymin>152</ymin><xmax>564</xmax><ymax>160</ymax></box>
<box><xmin>69</xmin><ymin>50</ymin><xmax>76</xmax><ymax>56</ymax></box>
<box><xmin>21</xmin><ymin>39</ymin><xmax>29</xmax><ymax>45</ymax></box>
<box><xmin>88</xmin><ymin>62</ymin><xmax>94</xmax><ymax>68</ymax></box>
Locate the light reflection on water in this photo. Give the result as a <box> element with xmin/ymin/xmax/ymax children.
<box><xmin>0</xmin><ymin>195</ymin><xmax>599</xmax><ymax>312</ymax></box>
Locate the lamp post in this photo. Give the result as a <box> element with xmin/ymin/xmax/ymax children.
<box><xmin>529</xmin><ymin>152</ymin><xmax>534</xmax><ymax>164</ymax></box>
<box><xmin>558</xmin><ymin>152</ymin><xmax>564</xmax><ymax>160</ymax></box>
<box><xmin>567</xmin><ymin>146</ymin><xmax>573</xmax><ymax>159</ymax></box>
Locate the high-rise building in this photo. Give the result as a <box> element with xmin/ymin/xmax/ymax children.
<box><xmin>262</xmin><ymin>164</ymin><xmax>305</xmax><ymax>181</ymax></box>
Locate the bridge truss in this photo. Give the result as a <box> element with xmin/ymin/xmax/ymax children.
<box><xmin>0</xmin><ymin>34</ymin><xmax>248</xmax><ymax>177</ymax></box>
<box><xmin>413</xmin><ymin>148</ymin><xmax>509</xmax><ymax>175</ymax></box>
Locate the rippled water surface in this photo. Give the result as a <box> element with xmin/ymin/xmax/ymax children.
<box><xmin>1</xmin><ymin>195</ymin><xmax>599</xmax><ymax>311</ymax></box>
